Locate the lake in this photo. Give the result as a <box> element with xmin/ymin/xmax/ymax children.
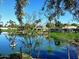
<box><xmin>0</xmin><ymin>32</ymin><xmax>78</xmax><ymax>59</ymax></box>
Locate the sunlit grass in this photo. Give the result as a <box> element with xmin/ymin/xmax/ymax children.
<box><xmin>50</xmin><ymin>32</ymin><xmax>79</xmax><ymax>40</ymax></box>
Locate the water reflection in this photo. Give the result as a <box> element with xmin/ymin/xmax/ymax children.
<box><xmin>0</xmin><ymin>32</ymin><xmax>78</xmax><ymax>59</ymax></box>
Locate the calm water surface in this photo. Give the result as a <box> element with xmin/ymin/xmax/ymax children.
<box><xmin>0</xmin><ymin>32</ymin><xmax>78</xmax><ymax>59</ymax></box>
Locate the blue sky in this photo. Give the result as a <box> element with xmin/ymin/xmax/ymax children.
<box><xmin>0</xmin><ymin>0</ymin><xmax>78</xmax><ymax>25</ymax></box>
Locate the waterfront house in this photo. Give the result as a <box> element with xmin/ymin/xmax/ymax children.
<box><xmin>62</xmin><ymin>26</ymin><xmax>78</xmax><ymax>32</ymax></box>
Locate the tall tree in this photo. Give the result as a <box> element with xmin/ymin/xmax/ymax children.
<box><xmin>15</xmin><ymin>0</ymin><xmax>28</xmax><ymax>26</ymax></box>
<box><xmin>42</xmin><ymin>0</ymin><xmax>79</xmax><ymax>21</ymax></box>
<box><xmin>42</xmin><ymin>1</ymin><xmax>79</xmax><ymax>59</ymax></box>
<box><xmin>7</xmin><ymin>20</ymin><xmax>16</xmax><ymax>27</ymax></box>
<box><xmin>55</xmin><ymin>20</ymin><xmax>62</xmax><ymax>28</ymax></box>
<box><xmin>71</xmin><ymin>23</ymin><xmax>77</xmax><ymax>26</ymax></box>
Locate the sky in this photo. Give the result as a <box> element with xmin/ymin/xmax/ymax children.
<box><xmin>0</xmin><ymin>0</ymin><xmax>79</xmax><ymax>26</ymax></box>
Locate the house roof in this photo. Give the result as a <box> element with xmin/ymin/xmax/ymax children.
<box><xmin>62</xmin><ymin>26</ymin><xmax>77</xmax><ymax>29</ymax></box>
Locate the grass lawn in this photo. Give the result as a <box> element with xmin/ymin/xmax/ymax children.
<box><xmin>50</xmin><ymin>32</ymin><xmax>79</xmax><ymax>40</ymax></box>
